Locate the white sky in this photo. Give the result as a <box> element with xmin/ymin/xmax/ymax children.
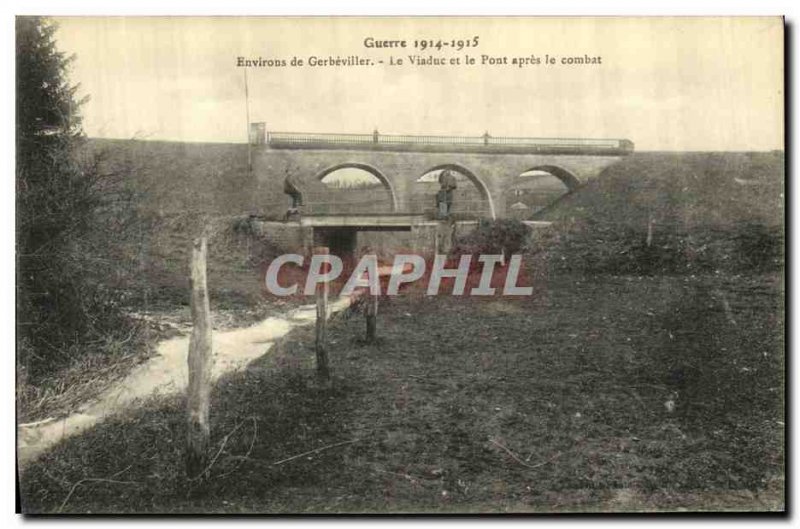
<box><xmin>53</xmin><ymin>16</ymin><xmax>784</xmax><ymax>151</ymax></box>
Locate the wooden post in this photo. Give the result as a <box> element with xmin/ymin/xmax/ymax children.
<box><xmin>315</xmin><ymin>246</ymin><xmax>331</xmax><ymax>382</ymax></box>
<box><xmin>186</xmin><ymin>235</ymin><xmax>213</xmax><ymax>478</ymax></box>
<box><xmin>366</xmin><ymin>292</ymin><xmax>378</xmax><ymax>343</ymax></box>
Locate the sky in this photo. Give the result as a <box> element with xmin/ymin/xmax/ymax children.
<box><xmin>52</xmin><ymin>16</ymin><xmax>784</xmax><ymax>151</ymax></box>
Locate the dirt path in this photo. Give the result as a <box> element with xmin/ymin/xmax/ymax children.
<box><xmin>17</xmin><ymin>296</ymin><xmax>353</xmax><ymax>467</ymax></box>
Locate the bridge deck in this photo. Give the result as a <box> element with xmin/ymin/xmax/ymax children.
<box><xmin>298</xmin><ymin>213</ymin><xmax>430</xmax><ymax>229</ymax></box>
<box><xmin>295</xmin><ymin>215</ymin><xmax>554</xmax><ymax>231</ymax></box>
<box><xmin>259</xmin><ymin>130</ymin><xmax>634</xmax><ymax>156</ymax></box>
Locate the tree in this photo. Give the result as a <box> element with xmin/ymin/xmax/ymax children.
<box><xmin>16</xmin><ymin>17</ymin><xmax>127</xmax><ymax>377</ymax></box>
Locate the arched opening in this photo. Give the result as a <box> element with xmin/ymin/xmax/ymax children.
<box><xmin>309</xmin><ymin>163</ymin><xmax>398</xmax><ymax>214</ymax></box>
<box><xmin>412</xmin><ymin>164</ymin><xmax>495</xmax><ymax>219</ymax></box>
<box><xmin>529</xmin><ymin>165</ymin><xmax>581</xmax><ymax>191</ymax></box>
<box><xmin>504</xmin><ymin>167</ymin><xmax>578</xmax><ymax>219</ymax></box>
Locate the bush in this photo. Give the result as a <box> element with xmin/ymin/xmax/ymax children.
<box><xmin>452</xmin><ymin>218</ymin><xmax>531</xmax><ymax>257</ymax></box>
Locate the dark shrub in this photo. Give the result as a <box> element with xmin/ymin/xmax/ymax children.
<box><xmin>16</xmin><ymin>18</ymin><xmax>141</xmax><ymax>379</ymax></box>
<box><xmin>452</xmin><ymin>218</ymin><xmax>531</xmax><ymax>257</ymax></box>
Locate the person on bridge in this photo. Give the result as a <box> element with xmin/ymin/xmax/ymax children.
<box><xmin>283</xmin><ymin>173</ymin><xmax>303</xmax><ymax>220</ymax></box>
<box><xmin>437</xmin><ymin>169</ymin><xmax>457</xmax><ymax>218</ymax></box>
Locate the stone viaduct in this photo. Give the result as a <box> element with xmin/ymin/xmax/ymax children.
<box><xmin>248</xmin><ymin>127</ymin><xmax>633</xmax><ymax>255</ymax></box>
<box><xmin>250</xmin><ymin>128</ymin><xmax>634</xmax><ymax>220</ymax></box>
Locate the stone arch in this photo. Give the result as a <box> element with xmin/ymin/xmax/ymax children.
<box><xmin>421</xmin><ymin>163</ymin><xmax>496</xmax><ymax>219</ymax></box>
<box><xmin>523</xmin><ymin>165</ymin><xmax>582</xmax><ymax>192</ymax></box>
<box><xmin>314</xmin><ymin>163</ymin><xmax>399</xmax><ymax>212</ymax></box>
<box><xmin>505</xmin><ymin>166</ymin><xmax>579</xmax><ymax>219</ymax></box>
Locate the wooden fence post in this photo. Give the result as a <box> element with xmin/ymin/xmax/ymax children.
<box><xmin>315</xmin><ymin>246</ymin><xmax>331</xmax><ymax>382</ymax></box>
<box><xmin>366</xmin><ymin>292</ymin><xmax>378</xmax><ymax>343</ymax></box>
<box><xmin>186</xmin><ymin>235</ymin><xmax>213</xmax><ymax>478</ymax></box>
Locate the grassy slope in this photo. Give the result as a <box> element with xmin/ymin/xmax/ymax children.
<box><xmin>532</xmin><ymin>151</ymin><xmax>784</xmax><ymax>277</ymax></box>
<box><xmin>538</xmin><ymin>151</ymin><xmax>784</xmax><ymax>228</ymax></box>
<box><xmin>88</xmin><ymin>139</ymin><xmax>282</xmax><ymax>309</ymax></box>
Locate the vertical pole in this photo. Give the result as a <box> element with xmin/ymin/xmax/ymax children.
<box><xmin>244</xmin><ymin>68</ymin><xmax>252</xmax><ymax>175</ymax></box>
<box><xmin>366</xmin><ymin>291</ymin><xmax>378</xmax><ymax>343</ymax></box>
<box><xmin>315</xmin><ymin>246</ymin><xmax>331</xmax><ymax>382</ymax></box>
<box><xmin>186</xmin><ymin>235</ymin><xmax>212</xmax><ymax>478</ymax></box>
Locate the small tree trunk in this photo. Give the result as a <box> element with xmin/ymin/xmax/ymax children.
<box><xmin>646</xmin><ymin>213</ymin><xmax>654</xmax><ymax>247</ymax></box>
<box><xmin>186</xmin><ymin>235</ymin><xmax>212</xmax><ymax>478</ymax></box>
<box><xmin>365</xmin><ymin>292</ymin><xmax>378</xmax><ymax>343</ymax></box>
<box><xmin>315</xmin><ymin>247</ymin><xmax>331</xmax><ymax>382</ymax></box>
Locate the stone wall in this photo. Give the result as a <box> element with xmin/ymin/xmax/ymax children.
<box><xmin>252</xmin><ymin>221</ymin><xmax>312</xmax><ymax>253</ymax></box>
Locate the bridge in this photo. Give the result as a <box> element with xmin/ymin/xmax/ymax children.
<box><xmin>249</xmin><ymin>127</ymin><xmax>633</xmax><ymax>255</ymax></box>
<box><xmin>250</xmin><ymin>127</ymin><xmax>634</xmax><ymax>221</ymax></box>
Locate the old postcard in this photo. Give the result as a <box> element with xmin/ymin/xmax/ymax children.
<box><xmin>15</xmin><ymin>16</ymin><xmax>784</xmax><ymax>514</ymax></box>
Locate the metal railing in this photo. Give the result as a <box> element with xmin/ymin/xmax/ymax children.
<box><xmin>265</xmin><ymin>130</ymin><xmax>633</xmax><ymax>153</ymax></box>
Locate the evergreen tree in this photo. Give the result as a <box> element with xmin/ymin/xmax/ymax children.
<box><xmin>16</xmin><ymin>17</ymin><xmax>122</xmax><ymax>376</ymax></box>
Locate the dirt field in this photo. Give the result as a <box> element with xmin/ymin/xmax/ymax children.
<box><xmin>19</xmin><ymin>270</ymin><xmax>784</xmax><ymax>513</ymax></box>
